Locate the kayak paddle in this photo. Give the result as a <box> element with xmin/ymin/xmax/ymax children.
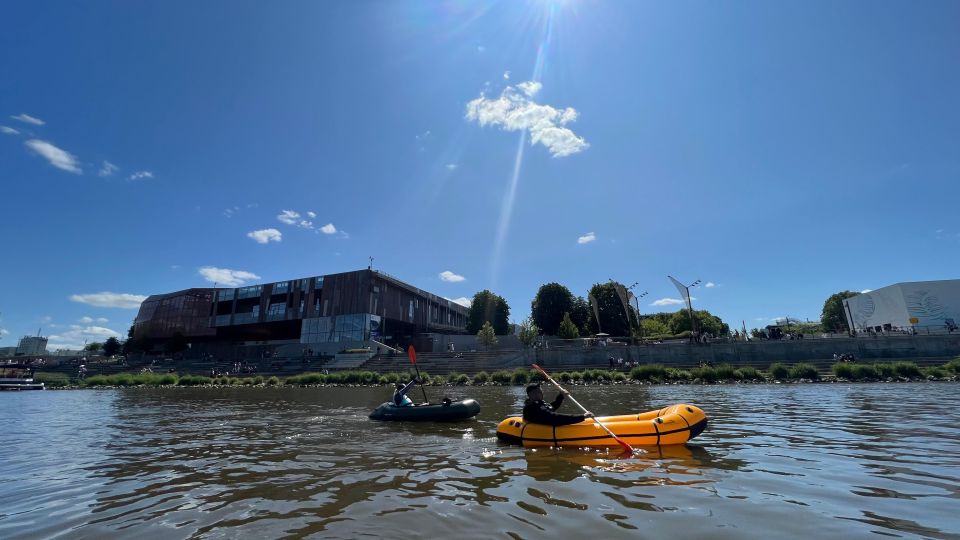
<box><xmin>407</xmin><ymin>345</ymin><xmax>429</xmax><ymax>403</ymax></box>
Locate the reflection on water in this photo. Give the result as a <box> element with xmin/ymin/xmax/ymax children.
<box><xmin>0</xmin><ymin>383</ymin><xmax>958</xmax><ymax>539</ymax></box>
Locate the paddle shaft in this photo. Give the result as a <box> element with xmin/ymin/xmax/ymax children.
<box><xmin>407</xmin><ymin>346</ymin><xmax>429</xmax><ymax>403</ymax></box>
<box><xmin>532</xmin><ymin>364</ymin><xmax>634</xmax><ymax>454</ymax></box>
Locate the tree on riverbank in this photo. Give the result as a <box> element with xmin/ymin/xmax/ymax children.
<box><xmin>467</xmin><ymin>290</ymin><xmax>510</xmax><ymax>335</ymax></box>
<box><xmin>531</xmin><ymin>283</ymin><xmax>574</xmax><ymax>335</ymax></box>
<box><xmin>103</xmin><ymin>337</ymin><xmax>121</xmax><ymax>356</ymax></box>
<box><xmin>821</xmin><ymin>291</ymin><xmax>858</xmax><ymax>333</ymax></box>
<box><xmin>477</xmin><ymin>321</ymin><xmax>498</xmax><ymax>349</ymax></box>
<box><xmin>558</xmin><ymin>312</ymin><xmax>580</xmax><ymax>339</ymax></box>
<box><xmin>517</xmin><ymin>317</ymin><xmax>540</xmax><ymax>347</ymax></box>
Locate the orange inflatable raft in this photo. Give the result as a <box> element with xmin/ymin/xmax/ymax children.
<box><xmin>496</xmin><ymin>403</ymin><xmax>708</xmax><ymax>448</ymax></box>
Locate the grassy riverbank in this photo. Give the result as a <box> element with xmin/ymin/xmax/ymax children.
<box><xmin>43</xmin><ymin>357</ymin><xmax>960</xmax><ymax>388</ymax></box>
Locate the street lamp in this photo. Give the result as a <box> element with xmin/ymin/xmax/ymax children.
<box><xmin>668</xmin><ymin>276</ymin><xmax>701</xmax><ymax>341</ymax></box>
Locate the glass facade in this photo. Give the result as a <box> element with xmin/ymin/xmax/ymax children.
<box><xmin>300</xmin><ymin>313</ymin><xmax>381</xmax><ymax>343</ymax></box>
<box><xmin>237</xmin><ymin>285</ymin><xmax>263</xmax><ymax>299</ymax></box>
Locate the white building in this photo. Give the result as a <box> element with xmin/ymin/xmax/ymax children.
<box><xmin>16</xmin><ymin>336</ymin><xmax>48</xmax><ymax>355</ymax></box>
<box><xmin>844</xmin><ymin>280</ymin><xmax>960</xmax><ymax>333</ymax></box>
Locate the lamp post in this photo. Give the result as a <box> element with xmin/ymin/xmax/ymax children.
<box><xmin>668</xmin><ymin>276</ymin><xmax>701</xmax><ymax>341</ymax></box>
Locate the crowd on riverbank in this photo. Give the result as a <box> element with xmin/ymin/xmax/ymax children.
<box><xmin>31</xmin><ymin>358</ymin><xmax>960</xmax><ymax>389</ymax></box>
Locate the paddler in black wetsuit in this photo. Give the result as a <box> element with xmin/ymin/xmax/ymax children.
<box><xmin>522</xmin><ymin>382</ymin><xmax>594</xmax><ymax>426</ymax></box>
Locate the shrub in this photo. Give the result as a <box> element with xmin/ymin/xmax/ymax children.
<box><xmin>242</xmin><ymin>377</ymin><xmax>256</xmax><ymax>386</ymax></box>
<box><xmin>630</xmin><ymin>364</ymin><xmax>667</xmax><ymax>381</ymax></box>
<box><xmin>850</xmin><ymin>364</ymin><xmax>879</xmax><ymax>380</ymax></box>
<box><xmin>178</xmin><ymin>374</ymin><xmax>212</xmax><ymax>386</ymax></box>
<box><xmin>874</xmin><ymin>363</ymin><xmax>896</xmax><ymax>378</ymax></box>
<box><xmin>229</xmin><ymin>377</ymin><xmax>243</xmax><ymax>385</ymax></box>
<box><xmin>892</xmin><ymin>362</ymin><xmax>921</xmax><ymax>378</ymax></box>
<box><xmin>832</xmin><ymin>363</ymin><xmax>854</xmax><ymax>379</ymax></box>
<box><xmin>768</xmin><ymin>363</ymin><xmax>789</xmax><ymax>380</ymax></box>
<box><xmin>666</xmin><ymin>368</ymin><xmax>692</xmax><ymax>381</ymax></box>
<box><xmin>266</xmin><ymin>376</ymin><xmax>280</xmax><ymax>386</ymax></box>
<box><xmin>473</xmin><ymin>371</ymin><xmax>489</xmax><ymax>384</ymax></box>
<box><xmin>558</xmin><ymin>371</ymin><xmax>573</xmax><ymax>383</ymax></box>
<box><xmin>567</xmin><ymin>371</ymin><xmax>584</xmax><ymax>382</ymax></box>
<box><xmin>581</xmin><ymin>369</ymin><xmax>596</xmax><ymax>382</ymax></box>
<box><xmin>33</xmin><ymin>372</ymin><xmax>71</xmax><ymax>387</ymax></box>
<box><xmin>944</xmin><ymin>358</ymin><xmax>960</xmax><ymax>374</ymax></box>
<box><xmin>734</xmin><ymin>366</ymin><xmax>761</xmax><ymax>381</ymax></box>
<box><xmin>452</xmin><ymin>373</ymin><xmax>469</xmax><ymax>385</ymax></box>
<box><xmin>510</xmin><ymin>368</ymin><xmax>530</xmax><ymax>385</ymax></box>
<box><xmin>529</xmin><ymin>369</ymin><xmax>545</xmax><ymax>383</ymax></box>
<box><xmin>490</xmin><ymin>370</ymin><xmax>512</xmax><ymax>384</ymax></box>
<box><xmin>612</xmin><ymin>372</ymin><xmax>627</xmax><ymax>382</ymax></box>
<box><xmin>789</xmin><ymin>363</ymin><xmax>819</xmax><ymax>380</ymax></box>
<box><xmin>693</xmin><ymin>367</ymin><xmax>718</xmax><ymax>383</ymax></box>
<box><xmin>382</xmin><ymin>372</ymin><xmax>401</xmax><ymax>384</ymax></box>
<box><xmin>446</xmin><ymin>371</ymin><xmax>464</xmax><ymax>384</ymax></box>
<box><xmin>591</xmin><ymin>369</ymin><xmax>610</xmax><ymax>382</ymax></box>
<box><xmin>430</xmin><ymin>375</ymin><xmax>446</xmax><ymax>386</ymax></box>
<box><xmin>158</xmin><ymin>373</ymin><xmax>179</xmax><ymax>385</ymax></box>
<box><xmin>715</xmin><ymin>364</ymin><xmax>737</xmax><ymax>381</ymax></box>
<box><xmin>83</xmin><ymin>374</ymin><xmax>109</xmax><ymax>386</ymax></box>
<box><xmin>922</xmin><ymin>367</ymin><xmax>946</xmax><ymax>379</ymax></box>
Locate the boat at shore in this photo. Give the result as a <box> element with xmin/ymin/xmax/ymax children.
<box><xmin>0</xmin><ymin>362</ymin><xmax>45</xmax><ymax>391</ymax></box>
<box><xmin>369</xmin><ymin>398</ymin><xmax>480</xmax><ymax>421</ymax></box>
<box><xmin>496</xmin><ymin>403</ymin><xmax>707</xmax><ymax>448</ymax></box>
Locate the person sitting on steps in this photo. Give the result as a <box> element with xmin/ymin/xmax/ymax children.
<box><xmin>522</xmin><ymin>382</ymin><xmax>593</xmax><ymax>426</ymax></box>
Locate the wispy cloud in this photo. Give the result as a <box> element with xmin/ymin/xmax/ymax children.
<box><xmin>128</xmin><ymin>170</ymin><xmax>153</xmax><ymax>181</ymax></box>
<box><xmin>466</xmin><ymin>81</ymin><xmax>588</xmax><ymax>157</ymax></box>
<box><xmin>98</xmin><ymin>161</ymin><xmax>118</xmax><ymax>177</ymax></box>
<box><xmin>651</xmin><ymin>297</ymin><xmax>696</xmax><ymax>307</ymax></box>
<box><xmin>25</xmin><ymin>139</ymin><xmax>81</xmax><ymax>173</ymax></box>
<box><xmin>439</xmin><ymin>270</ymin><xmax>466</xmax><ymax>283</ymax></box>
<box><xmin>448</xmin><ymin>296</ymin><xmax>472</xmax><ymax>308</ymax></box>
<box><xmin>0</xmin><ymin>125</ymin><xmax>19</xmax><ymax>135</ymax></box>
<box><xmin>704</xmin><ymin>282</ymin><xmax>716</xmax><ymax>288</ymax></box>
<box><xmin>307</xmin><ymin>211</ymin><xmax>317</xmax><ymax>218</ymax></box>
<box><xmin>277</xmin><ymin>209</ymin><xmax>314</xmax><ymax>229</ymax></box>
<box><xmin>503</xmin><ymin>70</ymin><xmax>511</xmax><ymax>80</ymax></box>
<box><xmin>577</xmin><ymin>232</ymin><xmax>596</xmax><ymax>244</ymax></box>
<box><xmin>861</xmin><ymin>289</ymin><xmax>872</xmax><ymax>294</ymax></box>
<box><xmin>70</xmin><ymin>292</ymin><xmax>147</xmax><ymax>309</ymax></box>
<box><xmin>11</xmin><ymin>113</ymin><xmax>45</xmax><ymax>126</ymax></box>
<box><xmin>319</xmin><ymin>223</ymin><xmax>337</xmax><ymax>235</ymax></box>
<box><xmin>446</xmin><ymin>163</ymin><xmax>458</xmax><ymax>171</ymax></box>
<box><xmin>198</xmin><ymin>266</ymin><xmax>260</xmax><ymax>287</ymax></box>
<box><xmin>47</xmin><ymin>325</ymin><xmax>121</xmax><ymax>350</ymax></box>
<box><xmin>247</xmin><ymin>228</ymin><xmax>282</xmax><ymax>244</ymax></box>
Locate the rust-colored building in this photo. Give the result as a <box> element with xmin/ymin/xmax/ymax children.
<box><xmin>133</xmin><ymin>269</ymin><xmax>469</xmax><ymax>349</ymax></box>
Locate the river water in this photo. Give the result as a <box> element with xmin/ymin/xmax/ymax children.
<box><xmin>1</xmin><ymin>383</ymin><xmax>958</xmax><ymax>539</ymax></box>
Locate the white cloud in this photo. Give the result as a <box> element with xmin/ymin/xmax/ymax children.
<box><xmin>47</xmin><ymin>325</ymin><xmax>122</xmax><ymax>350</ymax></box>
<box><xmin>70</xmin><ymin>292</ymin><xmax>147</xmax><ymax>309</ymax></box>
<box><xmin>0</xmin><ymin>328</ymin><xmax>8</xmax><ymax>337</ymax></box>
<box><xmin>503</xmin><ymin>70</ymin><xmax>511</xmax><ymax>80</ymax></box>
<box><xmin>439</xmin><ymin>270</ymin><xmax>466</xmax><ymax>283</ymax></box>
<box><xmin>307</xmin><ymin>211</ymin><xmax>317</xmax><ymax>218</ymax></box>
<box><xmin>96</xmin><ymin>317</ymin><xmax>109</xmax><ymax>323</ymax></box>
<box><xmin>320</xmin><ymin>223</ymin><xmax>337</xmax><ymax>234</ymax></box>
<box><xmin>25</xmin><ymin>139</ymin><xmax>82</xmax><ymax>173</ymax></box>
<box><xmin>247</xmin><ymin>228</ymin><xmax>282</xmax><ymax>244</ymax></box>
<box><xmin>128</xmin><ymin>170</ymin><xmax>153</xmax><ymax>181</ymax></box>
<box><xmin>11</xmin><ymin>113</ymin><xmax>45</xmax><ymax>126</ymax></box>
<box><xmin>1</xmin><ymin>125</ymin><xmax>19</xmax><ymax>135</ymax></box>
<box><xmin>705</xmin><ymin>282</ymin><xmax>716</xmax><ymax>288</ymax></box>
<box><xmin>98</xmin><ymin>161</ymin><xmax>118</xmax><ymax>177</ymax></box>
<box><xmin>466</xmin><ymin>81</ymin><xmax>588</xmax><ymax>157</ymax></box>
<box><xmin>446</xmin><ymin>163</ymin><xmax>458</xmax><ymax>171</ymax></box>
<box><xmin>577</xmin><ymin>232</ymin><xmax>596</xmax><ymax>244</ymax></box>
<box><xmin>198</xmin><ymin>266</ymin><xmax>260</xmax><ymax>287</ymax></box>
<box><xmin>861</xmin><ymin>289</ymin><xmax>872</xmax><ymax>294</ymax></box>
<box><xmin>79</xmin><ymin>316</ymin><xmax>94</xmax><ymax>324</ymax></box>
<box><xmin>651</xmin><ymin>297</ymin><xmax>696</xmax><ymax>307</ymax></box>
<box><xmin>449</xmin><ymin>297</ymin><xmax>472</xmax><ymax>308</ymax></box>
<box><xmin>277</xmin><ymin>210</ymin><xmax>314</xmax><ymax>229</ymax></box>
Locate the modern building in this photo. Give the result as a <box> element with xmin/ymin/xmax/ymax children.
<box><xmin>0</xmin><ymin>347</ymin><xmax>17</xmax><ymax>358</ymax></box>
<box><xmin>133</xmin><ymin>268</ymin><xmax>470</xmax><ymax>352</ymax></box>
<box><xmin>16</xmin><ymin>336</ymin><xmax>48</xmax><ymax>355</ymax></box>
<box><xmin>843</xmin><ymin>279</ymin><xmax>960</xmax><ymax>333</ymax></box>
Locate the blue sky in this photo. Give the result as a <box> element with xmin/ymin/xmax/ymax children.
<box><xmin>2</xmin><ymin>1</ymin><xmax>958</xmax><ymax>350</ymax></box>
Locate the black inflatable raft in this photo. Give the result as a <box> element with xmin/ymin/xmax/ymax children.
<box><xmin>369</xmin><ymin>399</ymin><xmax>481</xmax><ymax>422</ymax></box>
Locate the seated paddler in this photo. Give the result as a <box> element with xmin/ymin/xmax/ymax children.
<box><xmin>522</xmin><ymin>382</ymin><xmax>593</xmax><ymax>426</ymax></box>
<box><xmin>393</xmin><ymin>379</ymin><xmax>419</xmax><ymax>407</ymax></box>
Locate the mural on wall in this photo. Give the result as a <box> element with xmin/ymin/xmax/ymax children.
<box><xmin>906</xmin><ymin>290</ymin><xmax>947</xmax><ymax>323</ymax></box>
<box><xmin>853</xmin><ymin>294</ymin><xmax>876</xmax><ymax>324</ymax></box>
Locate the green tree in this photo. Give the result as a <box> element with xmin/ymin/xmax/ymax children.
<box><xmin>467</xmin><ymin>290</ymin><xmax>511</xmax><ymax>335</ymax></box>
<box><xmin>569</xmin><ymin>296</ymin><xmax>591</xmax><ymax>335</ymax></box>
<box><xmin>102</xmin><ymin>337</ymin><xmax>122</xmax><ymax>356</ymax></box>
<box><xmin>517</xmin><ymin>317</ymin><xmax>540</xmax><ymax>347</ymax></box>
<box><xmin>667</xmin><ymin>309</ymin><xmax>730</xmax><ymax>336</ymax></box>
<box><xmin>531</xmin><ymin>283</ymin><xmax>574</xmax><ymax>335</ymax></box>
<box><xmin>821</xmin><ymin>291</ymin><xmax>858</xmax><ymax>333</ymax></box>
<box><xmin>85</xmin><ymin>342</ymin><xmax>103</xmax><ymax>352</ymax></box>
<box><xmin>477</xmin><ymin>321</ymin><xmax>498</xmax><ymax>349</ymax></box>
<box><xmin>586</xmin><ymin>282</ymin><xmax>632</xmax><ymax>336</ymax></box>
<box><xmin>558</xmin><ymin>312</ymin><xmax>580</xmax><ymax>339</ymax></box>
<box><xmin>640</xmin><ymin>317</ymin><xmax>670</xmax><ymax>337</ymax></box>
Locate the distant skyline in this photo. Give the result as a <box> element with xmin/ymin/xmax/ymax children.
<box><xmin>2</xmin><ymin>1</ymin><xmax>958</xmax><ymax>350</ymax></box>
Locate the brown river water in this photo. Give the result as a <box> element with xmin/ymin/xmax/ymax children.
<box><xmin>1</xmin><ymin>383</ymin><xmax>958</xmax><ymax>539</ymax></box>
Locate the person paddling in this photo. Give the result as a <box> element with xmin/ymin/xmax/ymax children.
<box><xmin>523</xmin><ymin>382</ymin><xmax>593</xmax><ymax>426</ymax></box>
<box><xmin>393</xmin><ymin>379</ymin><xmax>419</xmax><ymax>407</ymax></box>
